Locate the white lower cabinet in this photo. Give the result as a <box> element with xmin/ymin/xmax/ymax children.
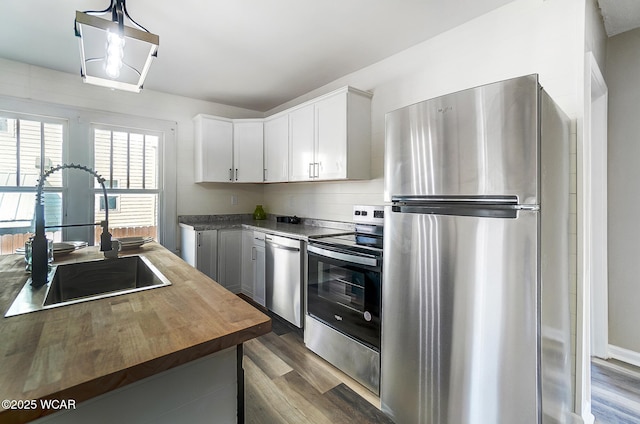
<box><xmin>180</xmin><ymin>225</ymin><xmax>218</xmax><ymax>280</ymax></box>
<box><xmin>217</xmin><ymin>229</ymin><xmax>242</xmax><ymax>293</ymax></box>
<box><xmin>241</xmin><ymin>230</ymin><xmax>255</xmax><ymax>297</ymax></box>
<box><xmin>241</xmin><ymin>230</ymin><xmax>266</xmax><ymax>306</ymax></box>
<box><xmin>252</xmin><ymin>231</ymin><xmax>266</xmax><ymax>306</ymax></box>
<box><xmin>181</xmin><ymin>226</ymin><xmax>242</xmax><ymax>294</ymax></box>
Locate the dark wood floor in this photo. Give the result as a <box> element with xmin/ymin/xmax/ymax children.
<box><xmin>592</xmin><ymin>358</ymin><xmax>640</xmax><ymax>424</ymax></box>
<box><xmin>242</xmin><ymin>303</ymin><xmax>640</xmax><ymax>424</ymax></box>
<box><xmin>243</xmin><ymin>314</ymin><xmax>393</xmax><ymax>424</ymax></box>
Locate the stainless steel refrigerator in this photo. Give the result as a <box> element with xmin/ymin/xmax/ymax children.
<box><xmin>381</xmin><ymin>75</ymin><xmax>575</xmax><ymax>424</ymax></box>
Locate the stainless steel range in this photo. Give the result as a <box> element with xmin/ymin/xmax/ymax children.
<box><xmin>304</xmin><ymin>205</ymin><xmax>383</xmax><ymax>394</ymax></box>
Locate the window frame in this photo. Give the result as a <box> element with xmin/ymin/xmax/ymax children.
<box><xmin>0</xmin><ymin>111</ymin><xmax>68</xmax><ymax>237</ymax></box>
<box><xmin>91</xmin><ymin>123</ymin><xmax>164</xmax><ymax>241</ymax></box>
<box><xmin>0</xmin><ymin>97</ymin><xmax>177</xmax><ymax>252</ymax></box>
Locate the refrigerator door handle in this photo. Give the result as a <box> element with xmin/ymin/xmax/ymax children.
<box><xmin>391</xmin><ymin>195</ymin><xmax>519</xmax><ymax>204</ymax></box>
<box><xmin>516</xmin><ymin>204</ymin><xmax>540</xmax><ymax>211</ymax></box>
<box><xmin>392</xmin><ymin>204</ymin><xmax>520</xmax><ymax>219</ymax></box>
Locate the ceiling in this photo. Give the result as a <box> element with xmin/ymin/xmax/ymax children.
<box><xmin>1</xmin><ymin>1</ymin><xmax>639</xmax><ymax>112</ymax></box>
<box><xmin>0</xmin><ymin>0</ymin><xmax>518</xmax><ymax>112</ymax></box>
<box><xmin>598</xmin><ymin>0</ymin><xmax>640</xmax><ymax>37</ymax></box>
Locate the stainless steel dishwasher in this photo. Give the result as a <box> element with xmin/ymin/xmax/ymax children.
<box><xmin>265</xmin><ymin>234</ymin><xmax>303</xmax><ymax>328</ymax></box>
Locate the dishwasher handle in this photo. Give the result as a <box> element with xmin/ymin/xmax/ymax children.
<box><xmin>265</xmin><ymin>238</ymin><xmax>300</xmax><ymax>252</ymax></box>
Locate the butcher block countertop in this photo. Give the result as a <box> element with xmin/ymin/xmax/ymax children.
<box><xmin>0</xmin><ymin>242</ymin><xmax>271</xmax><ymax>423</ymax></box>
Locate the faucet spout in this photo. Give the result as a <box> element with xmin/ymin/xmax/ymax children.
<box><xmin>31</xmin><ymin>163</ymin><xmax>113</xmax><ymax>288</ymax></box>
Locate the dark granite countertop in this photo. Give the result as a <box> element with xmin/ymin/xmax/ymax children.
<box><xmin>178</xmin><ymin>214</ymin><xmax>354</xmax><ymax>240</ymax></box>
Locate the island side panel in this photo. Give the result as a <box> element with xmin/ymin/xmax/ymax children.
<box><xmin>32</xmin><ymin>347</ymin><xmax>238</xmax><ymax>424</ymax></box>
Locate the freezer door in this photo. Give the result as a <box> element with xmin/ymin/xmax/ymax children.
<box><xmin>384</xmin><ymin>75</ymin><xmax>539</xmax><ymax>204</ymax></box>
<box><xmin>381</xmin><ymin>206</ymin><xmax>539</xmax><ymax>424</ymax></box>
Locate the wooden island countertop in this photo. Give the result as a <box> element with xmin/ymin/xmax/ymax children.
<box><xmin>0</xmin><ymin>242</ymin><xmax>271</xmax><ymax>423</ymax></box>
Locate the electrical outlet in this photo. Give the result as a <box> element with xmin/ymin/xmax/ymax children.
<box><xmin>231</xmin><ymin>195</ymin><xmax>238</xmax><ymax>205</ymax></box>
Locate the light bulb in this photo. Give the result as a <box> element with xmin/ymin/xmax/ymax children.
<box><xmin>104</xmin><ymin>30</ymin><xmax>125</xmax><ymax>79</ymax></box>
<box><xmin>105</xmin><ymin>61</ymin><xmax>121</xmax><ymax>78</ymax></box>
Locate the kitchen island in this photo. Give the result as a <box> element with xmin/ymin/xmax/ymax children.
<box><xmin>0</xmin><ymin>242</ymin><xmax>271</xmax><ymax>423</ymax></box>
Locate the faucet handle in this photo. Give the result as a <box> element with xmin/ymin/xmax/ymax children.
<box><xmin>99</xmin><ymin>220</ymin><xmax>113</xmax><ymax>252</ymax></box>
<box><xmin>104</xmin><ymin>240</ymin><xmax>121</xmax><ymax>259</ymax></box>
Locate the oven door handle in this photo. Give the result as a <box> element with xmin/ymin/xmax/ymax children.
<box><xmin>307</xmin><ymin>245</ymin><xmax>378</xmax><ymax>267</ymax></box>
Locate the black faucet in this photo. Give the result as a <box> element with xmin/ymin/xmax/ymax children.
<box><xmin>31</xmin><ymin>164</ymin><xmax>113</xmax><ymax>288</ymax></box>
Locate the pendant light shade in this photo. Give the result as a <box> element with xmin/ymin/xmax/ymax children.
<box><xmin>74</xmin><ymin>0</ymin><xmax>159</xmax><ymax>93</ymax></box>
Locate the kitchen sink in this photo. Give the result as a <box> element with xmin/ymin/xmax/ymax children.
<box><xmin>5</xmin><ymin>256</ymin><xmax>171</xmax><ymax>317</ymax></box>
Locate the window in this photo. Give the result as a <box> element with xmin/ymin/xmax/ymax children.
<box><xmin>99</xmin><ymin>195</ymin><xmax>119</xmax><ymax>211</ymax></box>
<box><xmin>0</xmin><ymin>99</ymin><xmax>177</xmax><ymax>252</ymax></box>
<box><xmin>0</xmin><ymin>114</ymin><xmax>65</xmax><ymax>254</ymax></box>
<box><xmin>93</xmin><ymin>126</ymin><xmax>161</xmax><ymax>242</ymax></box>
<box><xmin>98</xmin><ymin>180</ymin><xmax>119</xmax><ymax>211</ymax></box>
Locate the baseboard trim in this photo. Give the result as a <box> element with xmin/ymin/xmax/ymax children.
<box><xmin>608</xmin><ymin>344</ymin><xmax>640</xmax><ymax>368</ymax></box>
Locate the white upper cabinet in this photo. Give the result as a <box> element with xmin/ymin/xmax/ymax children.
<box><xmin>233</xmin><ymin>120</ymin><xmax>264</xmax><ymax>183</ymax></box>
<box><xmin>288</xmin><ymin>104</ymin><xmax>315</xmax><ymax>181</ymax></box>
<box><xmin>194</xmin><ymin>86</ymin><xmax>371</xmax><ymax>184</ymax></box>
<box><xmin>316</xmin><ymin>92</ymin><xmax>348</xmax><ymax>180</ymax></box>
<box><xmin>289</xmin><ymin>87</ymin><xmax>372</xmax><ymax>182</ymax></box>
<box><xmin>264</xmin><ymin>114</ymin><xmax>289</xmax><ymax>183</ymax></box>
<box><xmin>194</xmin><ymin>115</ymin><xmax>264</xmax><ymax>183</ymax></box>
<box><xmin>194</xmin><ymin>115</ymin><xmax>233</xmax><ymax>183</ymax></box>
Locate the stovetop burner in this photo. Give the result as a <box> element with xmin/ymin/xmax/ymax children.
<box><xmin>309</xmin><ymin>205</ymin><xmax>384</xmax><ymax>256</ymax></box>
<box><xmin>310</xmin><ymin>233</ymin><xmax>383</xmax><ymax>256</ymax></box>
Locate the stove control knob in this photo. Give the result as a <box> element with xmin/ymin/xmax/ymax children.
<box><xmin>364</xmin><ymin>311</ymin><xmax>372</xmax><ymax>322</ymax></box>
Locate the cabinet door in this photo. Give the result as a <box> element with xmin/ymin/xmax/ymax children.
<box><xmin>180</xmin><ymin>226</ymin><xmax>197</xmax><ymax>267</ymax></box>
<box><xmin>217</xmin><ymin>229</ymin><xmax>242</xmax><ymax>293</ymax></box>
<box><xmin>194</xmin><ymin>116</ymin><xmax>233</xmax><ymax>182</ymax></box>
<box><xmin>316</xmin><ymin>92</ymin><xmax>348</xmax><ymax>180</ymax></box>
<box><xmin>233</xmin><ymin>121</ymin><xmax>264</xmax><ymax>183</ymax></box>
<box><xmin>264</xmin><ymin>115</ymin><xmax>289</xmax><ymax>182</ymax></box>
<box><xmin>253</xmin><ymin>242</ymin><xmax>266</xmax><ymax>307</ymax></box>
<box><xmin>288</xmin><ymin>104</ymin><xmax>315</xmax><ymax>181</ymax></box>
<box><xmin>196</xmin><ymin>230</ymin><xmax>218</xmax><ymax>280</ymax></box>
<box><xmin>240</xmin><ymin>229</ymin><xmax>254</xmax><ymax>297</ymax></box>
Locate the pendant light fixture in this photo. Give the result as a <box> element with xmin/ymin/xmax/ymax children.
<box><xmin>74</xmin><ymin>0</ymin><xmax>159</xmax><ymax>93</ymax></box>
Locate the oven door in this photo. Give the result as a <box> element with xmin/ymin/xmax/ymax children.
<box><xmin>307</xmin><ymin>243</ymin><xmax>382</xmax><ymax>350</ymax></box>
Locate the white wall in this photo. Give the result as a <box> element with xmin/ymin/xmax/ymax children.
<box><xmin>578</xmin><ymin>2</ymin><xmax>607</xmax><ymax>422</ymax></box>
<box><xmin>585</xmin><ymin>0</ymin><xmax>608</xmax><ymax>72</ymax></box>
<box><xmin>605</xmin><ymin>28</ymin><xmax>640</xmax><ymax>361</ymax></box>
